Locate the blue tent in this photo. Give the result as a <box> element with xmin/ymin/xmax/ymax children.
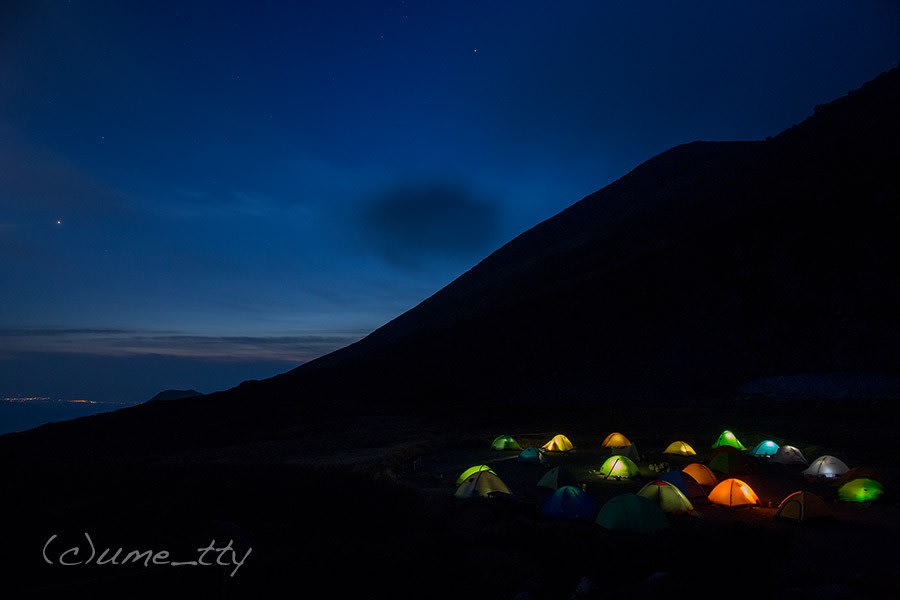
<box><xmin>659</xmin><ymin>470</ymin><xmax>706</xmax><ymax>499</ymax></box>
<box><xmin>540</xmin><ymin>486</ymin><xmax>598</xmax><ymax>520</ymax></box>
<box><xmin>518</xmin><ymin>446</ymin><xmax>545</xmax><ymax>464</ymax></box>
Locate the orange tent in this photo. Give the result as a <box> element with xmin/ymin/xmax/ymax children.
<box><xmin>602</xmin><ymin>432</ymin><xmax>631</xmax><ymax>448</ymax></box>
<box><xmin>707</xmin><ymin>478</ymin><xmax>760</xmax><ymax>507</ymax></box>
<box><xmin>775</xmin><ymin>491</ymin><xmax>831</xmax><ymax>521</ymax></box>
<box><xmin>683</xmin><ymin>463</ymin><xmax>719</xmax><ymax>487</ymax></box>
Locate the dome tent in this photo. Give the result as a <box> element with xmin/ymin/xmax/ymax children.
<box><xmin>712</xmin><ymin>430</ymin><xmax>746</xmax><ymax>450</ymax></box>
<box><xmin>537</xmin><ymin>466</ymin><xmax>578</xmax><ymax>490</ymax></box>
<box><xmin>775</xmin><ymin>491</ymin><xmax>832</xmax><ymax>521</ymax></box>
<box><xmin>540</xmin><ymin>486</ymin><xmax>598</xmax><ymax>520</ymax></box>
<box><xmin>602</xmin><ymin>432</ymin><xmax>631</xmax><ymax>448</ymax></box>
<box><xmin>637</xmin><ymin>480</ymin><xmax>694</xmax><ymax>514</ymax></box>
<box><xmin>663</xmin><ymin>441</ymin><xmax>696</xmax><ymax>456</ymax></box>
<box><xmin>455</xmin><ymin>470</ymin><xmax>511</xmax><ymax>498</ymax></box>
<box><xmin>709</xmin><ymin>447</ymin><xmax>748</xmax><ymax>473</ymax></box>
<box><xmin>542</xmin><ymin>434</ymin><xmax>574</xmax><ymax>452</ymax></box>
<box><xmin>659</xmin><ymin>470</ymin><xmax>706</xmax><ymax>499</ymax></box>
<box><xmin>518</xmin><ymin>446</ymin><xmax>545</xmax><ymax>464</ymax></box>
<box><xmin>707</xmin><ymin>478</ymin><xmax>760</xmax><ymax>507</ymax></box>
<box><xmin>803</xmin><ymin>455</ymin><xmax>849</xmax><ymax>478</ymax></box>
<box><xmin>595</xmin><ymin>494</ymin><xmax>668</xmax><ymax>534</ymax></box>
<box><xmin>598</xmin><ymin>455</ymin><xmax>639</xmax><ymax>479</ymax></box>
<box><xmin>683</xmin><ymin>463</ymin><xmax>719</xmax><ymax>487</ymax></box>
<box><xmin>838</xmin><ymin>478</ymin><xmax>884</xmax><ymax>502</ymax></box>
<box><xmin>771</xmin><ymin>445</ymin><xmax>808</xmax><ymax>466</ymax></box>
<box><xmin>611</xmin><ymin>444</ymin><xmax>640</xmax><ymax>461</ymax></box>
<box><xmin>455</xmin><ymin>465</ymin><xmax>495</xmax><ymax>485</ymax></box>
<box><xmin>491</xmin><ymin>435</ymin><xmax>521</xmax><ymax>451</ymax></box>
<box><xmin>748</xmin><ymin>440</ymin><xmax>780</xmax><ymax>457</ymax></box>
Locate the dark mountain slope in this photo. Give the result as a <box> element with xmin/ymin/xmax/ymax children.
<box><xmin>2</xmin><ymin>67</ymin><xmax>898</xmax><ymax>457</ymax></box>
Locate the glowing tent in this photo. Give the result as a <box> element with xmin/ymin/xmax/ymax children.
<box><xmin>595</xmin><ymin>494</ymin><xmax>668</xmax><ymax>533</ymax></box>
<box><xmin>708</xmin><ymin>448</ymin><xmax>748</xmax><ymax>473</ymax></box>
<box><xmin>455</xmin><ymin>470</ymin><xmax>511</xmax><ymax>498</ymax></box>
<box><xmin>598</xmin><ymin>455</ymin><xmax>640</xmax><ymax>479</ymax></box>
<box><xmin>712</xmin><ymin>430</ymin><xmax>746</xmax><ymax>450</ymax></box>
<box><xmin>771</xmin><ymin>445</ymin><xmax>808</xmax><ymax>466</ymax></box>
<box><xmin>455</xmin><ymin>465</ymin><xmax>495</xmax><ymax>485</ymax></box>
<box><xmin>491</xmin><ymin>435</ymin><xmax>521</xmax><ymax>451</ymax></box>
<box><xmin>518</xmin><ymin>446</ymin><xmax>545</xmax><ymax>464</ymax></box>
<box><xmin>659</xmin><ymin>470</ymin><xmax>706</xmax><ymax>499</ymax></box>
<box><xmin>748</xmin><ymin>440</ymin><xmax>780</xmax><ymax>457</ymax></box>
<box><xmin>838</xmin><ymin>478</ymin><xmax>884</xmax><ymax>503</ymax></box>
<box><xmin>803</xmin><ymin>455</ymin><xmax>849</xmax><ymax>479</ymax></box>
<box><xmin>837</xmin><ymin>467</ymin><xmax>888</xmax><ymax>488</ymax></box>
<box><xmin>707</xmin><ymin>478</ymin><xmax>760</xmax><ymax>507</ymax></box>
<box><xmin>542</xmin><ymin>434</ymin><xmax>574</xmax><ymax>452</ymax></box>
<box><xmin>537</xmin><ymin>466</ymin><xmax>578</xmax><ymax>490</ymax></box>
<box><xmin>540</xmin><ymin>486</ymin><xmax>598</xmax><ymax>520</ymax></box>
<box><xmin>775</xmin><ymin>491</ymin><xmax>832</xmax><ymax>521</ymax></box>
<box><xmin>663</xmin><ymin>441</ymin><xmax>696</xmax><ymax>456</ymax></box>
<box><xmin>637</xmin><ymin>480</ymin><xmax>694</xmax><ymax>514</ymax></box>
<box><xmin>683</xmin><ymin>463</ymin><xmax>719</xmax><ymax>487</ymax></box>
<box><xmin>602</xmin><ymin>432</ymin><xmax>631</xmax><ymax>448</ymax></box>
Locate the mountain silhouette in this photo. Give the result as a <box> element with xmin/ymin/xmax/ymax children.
<box><xmin>146</xmin><ymin>389</ymin><xmax>203</xmax><ymax>403</ymax></box>
<box><xmin>2</xmin><ymin>66</ymin><xmax>898</xmax><ymax>457</ymax></box>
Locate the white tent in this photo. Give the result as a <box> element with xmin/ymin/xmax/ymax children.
<box><xmin>802</xmin><ymin>455</ymin><xmax>849</xmax><ymax>478</ymax></box>
<box><xmin>771</xmin><ymin>445</ymin><xmax>808</xmax><ymax>466</ymax></box>
<box><xmin>455</xmin><ymin>470</ymin><xmax>512</xmax><ymax>498</ymax></box>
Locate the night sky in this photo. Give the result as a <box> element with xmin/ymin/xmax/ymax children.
<box><xmin>2</xmin><ymin>1</ymin><xmax>899</xmax><ymax>404</ymax></box>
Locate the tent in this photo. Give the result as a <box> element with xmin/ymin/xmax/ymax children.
<box><xmin>711</xmin><ymin>445</ymin><xmax>743</xmax><ymax>459</ymax></box>
<box><xmin>775</xmin><ymin>491</ymin><xmax>832</xmax><ymax>521</ymax></box>
<box><xmin>455</xmin><ymin>465</ymin><xmax>495</xmax><ymax>485</ymax></box>
<box><xmin>637</xmin><ymin>480</ymin><xmax>694</xmax><ymax>514</ymax></box>
<box><xmin>712</xmin><ymin>430</ymin><xmax>746</xmax><ymax>450</ymax></box>
<box><xmin>598</xmin><ymin>455</ymin><xmax>640</xmax><ymax>479</ymax></box>
<box><xmin>709</xmin><ymin>449</ymin><xmax>748</xmax><ymax>473</ymax></box>
<box><xmin>540</xmin><ymin>485</ymin><xmax>598</xmax><ymax>520</ymax></box>
<box><xmin>611</xmin><ymin>444</ymin><xmax>640</xmax><ymax>461</ymax></box>
<box><xmin>602</xmin><ymin>432</ymin><xmax>632</xmax><ymax>448</ymax></box>
<box><xmin>537</xmin><ymin>466</ymin><xmax>578</xmax><ymax>490</ymax></box>
<box><xmin>707</xmin><ymin>478</ymin><xmax>760</xmax><ymax>507</ymax></box>
<box><xmin>518</xmin><ymin>446</ymin><xmax>545</xmax><ymax>464</ymax></box>
<box><xmin>542</xmin><ymin>434</ymin><xmax>574</xmax><ymax>452</ymax></box>
<box><xmin>663</xmin><ymin>441</ymin><xmax>696</xmax><ymax>456</ymax></box>
<box><xmin>803</xmin><ymin>455</ymin><xmax>850</xmax><ymax>478</ymax></box>
<box><xmin>837</xmin><ymin>467</ymin><xmax>889</xmax><ymax>488</ymax></box>
<box><xmin>455</xmin><ymin>470</ymin><xmax>511</xmax><ymax>498</ymax></box>
<box><xmin>748</xmin><ymin>440</ymin><xmax>780</xmax><ymax>457</ymax></box>
<box><xmin>771</xmin><ymin>445</ymin><xmax>808</xmax><ymax>466</ymax></box>
<box><xmin>837</xmin><ymin>478</ymin><xmax>884</xmax><ymax>502</ymax></box>
<box><xmin>659</xmin><ymin>470</ymin><xmax>706</xmax><ymax>498</ymax></box>
<box><xmin>595</xmin><ymin>494</ymin><xmax>669</xmax><ymax>533</ymax></box>
<box><xmin>683</xmin><ymin>463</ymin><xmax>719</xmax><ymax>487</ymax></box>
<box><xmin>491</xmin><ymin>435</ymin><xmax>521</xmax><ymax>451</ymax></box>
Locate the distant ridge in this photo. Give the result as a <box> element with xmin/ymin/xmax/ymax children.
<box><xmin>146</xmin><ymin>389</ymin><xmax>202</xmax><ymax>403</ymax></box>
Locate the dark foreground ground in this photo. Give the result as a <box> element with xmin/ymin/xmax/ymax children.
<box><xmin>1</xmin><ymin>397</ymin><xmax>897</xmax><ymax>599</ymax></box>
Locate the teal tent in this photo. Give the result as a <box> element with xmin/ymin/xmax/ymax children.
<box><xmin>518</xmin><ymin>446</ymin><xmax>545</xmax><ymax>464</ymax></box>
<box><xmin>748</xmin><ymin>440</ymin><xmax>780</xmax><ymax>457</ymax></box>
<box><xmin>595</xmin><ymin>493</ymin><xmax>668</xmax><ymax>533</ymax></box>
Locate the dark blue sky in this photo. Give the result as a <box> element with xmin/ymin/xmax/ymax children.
<box><xmin>2</xmin><ymin>1</ymin><xmax>899</xmax><ymax>403</ymax></box>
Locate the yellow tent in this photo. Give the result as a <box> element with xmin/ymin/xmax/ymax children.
<box><xmin>602</xmin><ymin>432</ymin><xmax>631</xmax><ymax>448</ymax></box>
<box><xmin>663</xmin><ymin>441</ymin><xmax>696</xmax><ymax>456</ymax></box>
<box><xmin>542</xmin><ymin>434</ymin><xmax>574</xmax><ymax>452</ymax></box>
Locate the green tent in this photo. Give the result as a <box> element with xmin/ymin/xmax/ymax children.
<box><xmin>708</xmin><ymin>450</ymin><xmax>748</xmax><ymax>473</ymax></box>
<box><xmin>455</xmin><ymin>465</ymin><xmax>495</xmax><ymax>485</ymax></box>
<box><xmin>712</xmin><ymin>430</ymin><xmax>746</xmax><ymax>450</ymax></box>
<box><xmin>595</xmin><ymin>493</ymin><xmax>668</xmax><ymax>533</ymax></box>
<box><xmin>598</xmin><ymin>455</ymin><xmax>639</xmax><ymax>479</ymax></box>
<box><xmin>491</xmin><ymin>435</ymin><xmax>521</xmax><ymax>451</ymax></box>
<box><xmin>838</xmin><ymin>478</ymin><xmax>884</xmax><ymax>502</ymax></box>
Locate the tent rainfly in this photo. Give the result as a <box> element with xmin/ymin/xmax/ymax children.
<box><xmin>838</xmin><ymin>478</ymin><xmax>884</xmax><ymax>503</ymax></box>
<box><xmin>707</xmin><ymin>478</ymin><xmax>760</xmax><ymax>507</ymax></box>
<box><xmin>602</xmin><ymin>432</ymin><xmax>632</xmax><ymax>448</ymax></box>
<box><xmin>598</xmin><ymin>455</ymin><xmax>639</xmax><ymax>479</ymax></box>
<box><xmin>708</xmin><ymin>448</ymin><xmax>748</xmax><ymax>474</ymax></box>
<box><xmin>659</xmin><ymin>470</ymin><xmax>706</xmax><ymax>499</ymax></box>
<box><xmin>542</xmin><ymin>434</ymin><xmax>574</xmax><ymax>452</ymax></box>
<box><xmin>540</xmin><ymin>486</ymin><xmax>598</xmax><ymax>520</ymax></box>
<box><xmin>775</xmin><ymin>491</ymin><xmax>832</xmax><ymax>521</ymax></box>
<box><xmin>803</xmin><ymin>455</ymin><xmax>850</xmax><ymax>479</ymax></box>
<box><xmin>682</xmin><ymin>463</ymin><xmax>719</xmax><ymax>487</ymax></box>
<box><xmin>771</xmin><ymin>445</ymin><xmax>808</xmax><ymax>466</ymax></box>
<box><xmin>537</xmin><ymin>466</ymin><xmax>578</xmax><ymax>490</ymax></box>
<box><xmin>637</xmin><ymin>480</ymin><xmax>694</xmax><ymax>514</ymax></box>
<box><xmin>455</xmin><ymin>465</ymin><xmax>495</xmax><ymax>485</ymax></box>
<box><xmin>611</xmin><ymin>444</ymin><xmax>640</xmax><ymax>461</ymax></box>
<box><xmin>595</xmin><ymin>493</ymin><xmax>668</xmax><ymax>533</ymax></box>
<box><xmin>491</xmin><ymin>435</ymin><xmax>521</xmax><ymax>451</ymax></box>
<box><xmin>663</xmin><ymin>441</ymin><xmax>696</xmax><ymax>456</ymax></box>
<box><xmin>455</xmin><ymin>471</ymin><xmax>511</xmax><ymax>498</ymax></box>
<box><xmin>712</xmin><ymin>430</ymin><xmax>746</xmax><ymax>450</ymax></box>
<box><xmin>748</xmin><ymin>440</ymin><xmax>780</xmax><ymax>457</ymax></box>
<box><xmin>518</xmin><ymin>446</ymin><xmax>545</xmax><ymax>464</ymax></box>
